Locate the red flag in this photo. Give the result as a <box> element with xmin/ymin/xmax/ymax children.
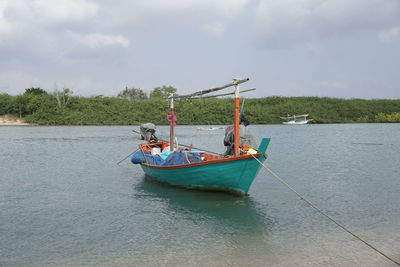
<box><xmin>167</xmin><ymin>110</ymin><xmax>176</xmax><ymax>126</ymax></box>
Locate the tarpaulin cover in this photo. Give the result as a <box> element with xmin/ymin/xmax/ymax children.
<box><xmin>162</xmin><ymin>151</ymin><xmax>202</xmax><ymax>166</ymax></box>
<box><xmin>131</xmin><ymin>150</ymin><xmax>202</xmax><ymax>166</ymax></box>
<box><xmin>131</xmin><ymin>151</ymin><xmax>164</xmax><ymax>165</ymax></box>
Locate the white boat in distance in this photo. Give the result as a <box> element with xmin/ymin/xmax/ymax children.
<box><xmin>280</xmin><ymin>114</ymin><xmax>313</xmax><ymax>125</ymax></box>
<box><xmin>197</xmin><ymin>126</ymin><xmax>225</xmax><ymax>131</ymax></box>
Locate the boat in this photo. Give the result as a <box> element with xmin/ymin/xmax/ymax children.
<box><xmin>280</xmin><ymin>114</ymin><xmax>313</xmax><ymax>125</ymax></box>
<box><xmin>197</xmin><ymin>126</ymin><xmax>224</xmax><ymax>131</ymax></box>
<box><xmin>130</xmin><ymin>78</ymin><xmax>271</xmax><ymax>195</ymax></box>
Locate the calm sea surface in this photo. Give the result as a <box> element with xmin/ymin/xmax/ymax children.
<box><xmin>1</xmin><ymin>124</ymin><xmax>399</xmax><ymax>266</ymax></box>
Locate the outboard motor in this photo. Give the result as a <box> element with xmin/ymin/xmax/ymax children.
<box><xmin>140</xmin><ymin>123</ymin><xmax>157</xmax><ymax>141</ymax></box>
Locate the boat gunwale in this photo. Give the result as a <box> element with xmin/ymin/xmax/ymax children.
<box><xmin>141</xmin><ymin>153</ymin><xmax>265</xmax><ymax>170</ymax></box>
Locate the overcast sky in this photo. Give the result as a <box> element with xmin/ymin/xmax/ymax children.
<box><xmin>1</xmin><ymin>0</ymin><xmax>399</xmax><ymax>98</ymax></box>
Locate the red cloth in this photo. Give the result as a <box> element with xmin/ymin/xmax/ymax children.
<box><xmin>167</xmin><ymin>110</ymin><xmax>176</xmax><ymax>126</ymax></box>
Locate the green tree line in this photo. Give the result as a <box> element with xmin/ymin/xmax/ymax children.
<box><xmin>1</xmin><ymin>87</ymin><xmax>400</xmax><ymax>125</ymax></box>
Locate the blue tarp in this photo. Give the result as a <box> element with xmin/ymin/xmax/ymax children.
<box><xmin>131</xmin><ymin>150</ymin><xmax>203</xmax><ymax>166</ymax></box>
<box><xmin>162</xmin><ymin>151</ymin><xmax>203</xmax><ymax>166</ymax></box>
<box><xmin>131</xmin><ymin>151</ymin><xmax>164</xmax><ymax>165</ymax></box>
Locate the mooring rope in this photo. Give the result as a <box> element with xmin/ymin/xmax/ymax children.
<box><xmin>251</xmin><ymin>155</ymin><xmax>400</xmax><ymax>266</ymax></box>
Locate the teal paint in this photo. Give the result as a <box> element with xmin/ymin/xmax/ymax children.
<box><xmin>140</xmin><ymin>138</ymin><xmax>270</xmax><ymax>195</ymax></box>
<box><xmin>257</xmin><ymin>138</ymin><xmax>271</xmax><ymax>155</ymax></box>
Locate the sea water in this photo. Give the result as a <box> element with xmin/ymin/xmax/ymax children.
<box><xmin>0</xmin><ymin>124</ymin><xmax>399</xmax><ymax>266</ymax></box>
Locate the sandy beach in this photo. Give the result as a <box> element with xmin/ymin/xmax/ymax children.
<box><xmin>0</xmin><ymin>115</ymin><xmax>31</xmax><ymax>126</ymax></box>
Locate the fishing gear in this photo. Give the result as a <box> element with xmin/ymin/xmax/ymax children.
<box><xmin>131</xmin><ymin>129</ymin><xmax>224</xmax><ymax>156</ymax></box>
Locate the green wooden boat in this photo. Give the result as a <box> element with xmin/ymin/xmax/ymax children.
<box><xmin>139</xmin><ymin>138</ymin><xmax>270</xmax><ymax>195</ymax></box>
<box><xmin>132</xmin><ymin>78</ymin><xmax>271</xmax><ymax>195</ymax></box>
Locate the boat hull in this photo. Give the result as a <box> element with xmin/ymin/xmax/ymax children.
<box><xmin>282</xmin><ymin>119</ymin><xmax>312</xmax><ymax>125</ymax></box>
<box><xmin>141</xmin><ymin>154</ymin><xmax>266</xmax><ymax>195</ymax></box>
<box><xmin>139</xmin><ymin>138</ymin><xmax>271</xmax><ymax>195</ymax></box>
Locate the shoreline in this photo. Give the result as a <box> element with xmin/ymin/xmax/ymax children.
<box><xmin>1</xmin><ymin>122</ymin><xmax>398</xmax><ymax>126</ymax></box>
<box><xmin>0</xmin><ymin>115</ymin><xmax>31</xmax><ymax>126</ymax></box>
<box><xmin>1</xmin><ymin>114</ymin><xmax>398</xmax><ymax>127</ymax></box>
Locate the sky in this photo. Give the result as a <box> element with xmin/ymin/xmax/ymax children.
<box><xmin>0</xmin><ymin>0</ymin><xmax>399</xmax><ymax>99</ymax></box>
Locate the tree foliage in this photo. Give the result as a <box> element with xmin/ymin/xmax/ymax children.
<box><xmin>1</xmin><ymin>90</ymin><xmax>400</xmax><ymax>125</ymax></box>
<box><xmin>117</xmin><ymin>87</ymin><xmax>147</xmax><ymax>100</ymax></box>
<box><xmin>24</xmin><ymin>87</ymin><xmax>48</xmax><ymax>95</ymax></box>
<box><xmin>54</xmin><ymin>88</ymin><xmax>73</xmax><ymax>108</ymax></box>
<box><xmin>149</xmin><ymin>86</ymin><xmax>177</xmax><ymax>98</ymax></box>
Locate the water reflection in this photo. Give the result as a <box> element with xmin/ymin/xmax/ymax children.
<box><xmin>134</xmin><ymin>176</ymin><xmax>274</xmax><ymax>247</ymax></box>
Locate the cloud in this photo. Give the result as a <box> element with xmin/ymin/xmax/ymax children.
<box><xmin>200</xmin><ymin>23</ymin><xmax>226</xmax><ymax>36</ymax></box>
<box><xmin>3</xmin><ymin>0</ymin><xmax>98</xmax><ymax>26</ymax></box>
<box><xmin>67</xmin><ymin>75</ymin><xmax>120</xmax><ymax>96</ymax></box>
<box><xmin>1</xmin><ymin>0</ymin><xmax>398</xmax><ymax>98</ymax></box>
<box><xmin>128</xmin><ymin>0</ymin><xmax>247</xmax><ymax>18</ymax></box>
<box><xmin>0</xmin><ymin>0</ymin><xmax>248</xmax><ymax>54</ymax></box>
<box><xmin>319</xmin><ymin>81</ymin><xmax>347</xmax><ymax>89</ymax></box>
<box><xmin>0</xmin><ymin>2</ymin><xmax>13</xmax><ymax>35</ymax></box>
<box><xmin>98</xmin><ymin>0</ymin><xmax>249</xmax><ymax>33</ymax></box>
<box><xmin>0</xmin><ymin>71</ymin><xmax>41</xmax><ymax>94</ymax></box>
<box><xmin>0</xmin><ymin>71</ymin><xmax>120</xmax><ymax>96</ymax></box>
<box><xmin>0</xmin><ymin>0</ymin><xmax>99</xmax><ymax>46</ymax></box>
<box><xmin>31</xmin><ymin>0</ymin><xmax>98</xmax><ymax>24</ymax></box>
<box><xmin>255</xmin><ymin>0</ymin><xmax>400</xmax><ymax>48</ymax></box>
<box><xmin>379</xmin><ymin>27</ymin><xmax>400</xmax><ymax>43</ymax></box>
<box><xmin>70</xmin><ymin>32</ymin><xmax>130</xmax><ymax>48</ymax></box>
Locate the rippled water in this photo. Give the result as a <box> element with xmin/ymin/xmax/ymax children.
<box><xmin>1</xmin><ymin>124</ymin><xmax>399</xmax><ymax>266</ymax></box>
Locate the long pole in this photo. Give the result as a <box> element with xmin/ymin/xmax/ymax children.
<box><xmin>170</xmin><ymin>122</ymin><xmax>174</xmax><ymax>151</ymax></box>
<box><xmin>175</xmin><ymin>78</ymin><xmax>249</xmax><ymax>100</ymax></box>
<box><xmin>168</xmin><ymin>96</ymin><xmax>175</xmax><ymax>151</ymax></box>
<box><xmin>233</xmin><ymin>80</ymin><xmax>240</xmax><ymax>156</ymax></box>
<box><xmin>116</xmin><ymin>148</ymin><xmax>139</xmax><ymax>165</ymax></box>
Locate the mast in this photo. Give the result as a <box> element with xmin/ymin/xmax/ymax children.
<box><xmin>167</xmin><ymin>78</ymin><xmax>250</xmax><ymax>155</ymax></box>
<box><xmin>233</xmin><ymin>79</ymin><xmax>241</xmax><ymax>156</ymax></box>
<box><xmin>167</xmin><ymin>95</ymin><xmax>176</xmax><ymax>151</ymax></box>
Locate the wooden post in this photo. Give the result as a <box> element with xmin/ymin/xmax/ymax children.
<box><xmin>233</xmin><ymin>80</ymin><xmax>240</xmax><ymax>156</ymax></box>
<box><xmin>167</xmin><ymin>96</ymin><xmax>176</xmax><ymax>151</ymax></box>
<box><xmin>234</xmin><ymin>97</ymin><xmax>240</xmax><ymax>156</ymax></box>
<box><xmin>170</xmin><ymin>114</ymin><xmax>174</xmax><ymax>151</ymax></box>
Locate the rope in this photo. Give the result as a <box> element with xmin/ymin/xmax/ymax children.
<box><xmin>240</xmin><ymin>97</ymin><xmax>245</xmax><ymax>113</ymax></box>
<box><xmin>251</xmin><ymin>155</ymin><xmax>400</xmax><ymax>266</ymax></box>
<box><xmin>116</xmin><ymin>147</ymin><xmax>139</xmax><ymax>165</ymax></box>
<box><xmin>184</xmin><ymin>151</ymin><xmax>191</xmax><ymax>164</ymax></box>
